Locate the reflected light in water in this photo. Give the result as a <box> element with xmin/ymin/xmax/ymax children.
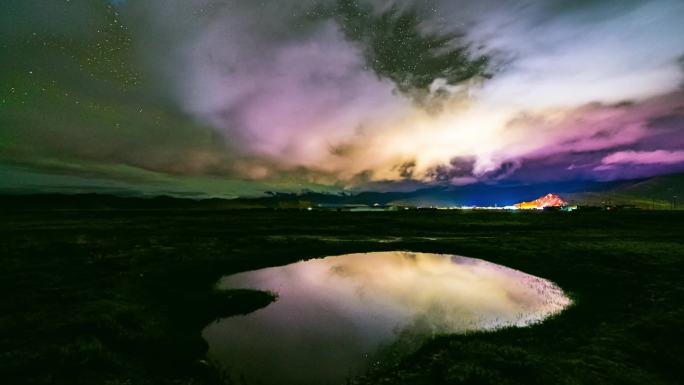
<box><xmin>203</xmin><ymin>251</ymin><xmax>571</xmax><ymax>385</ymax></box>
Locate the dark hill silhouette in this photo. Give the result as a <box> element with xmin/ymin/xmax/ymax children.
<box><xmin>1</xmin><ymin>173</ymin><xmax>682</xmax><ymax>210</ymax></box>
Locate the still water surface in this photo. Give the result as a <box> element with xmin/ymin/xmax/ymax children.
<box><xmin>203</xmin><ymin>251</ymin><xmax>571</xmax><ymax>385</ymax></box>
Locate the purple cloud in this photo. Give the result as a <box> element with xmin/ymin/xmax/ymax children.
<box><xmin>124</xmin><ymin>0</ymin><xmax>684</xmax><ymax>186</ymax></box>
<box><xmin>599</xmin><ymin>150</ymin><xmax>684</xmax><ymax>168</ymax></box>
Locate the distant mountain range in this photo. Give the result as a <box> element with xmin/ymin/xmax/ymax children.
<box><xmin>1</xmin><ymin>173</ymin><xmax>682</xmax><ymax>210</ymax></box>
<box><xmin>565</xmin><ymin>172</ymin><xmax>684</xmax><ymax>209</ymax></box>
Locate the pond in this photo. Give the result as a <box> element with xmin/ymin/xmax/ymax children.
<box><xmin>203</xmin><ymin>251</ymin><xmax>571</xmax><ymax>385</ymax></box>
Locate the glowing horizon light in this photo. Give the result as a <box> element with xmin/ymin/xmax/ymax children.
<box><xmin>515</xmin><ymin>193</ymin><xmax>568</xmax><ymax>210</ymax></box>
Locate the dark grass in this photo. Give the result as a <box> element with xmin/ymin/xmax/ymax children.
<box><xmin>1</xmin><ymin>210</ymin><xmax>683</xmax><ymax>384</ymax></box>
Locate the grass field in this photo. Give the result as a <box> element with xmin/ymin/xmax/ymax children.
<box><xmin>1</xmin><ymin>210</ymin><xmax>683</xmax><ymax>385</ymax></box>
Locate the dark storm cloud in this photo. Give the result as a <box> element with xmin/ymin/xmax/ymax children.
<box><xmin>395</xmin><ymin>160</ymin><xmax>417</xmax><ymax>179</ymax></box>
<box><xmin>425</xmin><ymin>157</ymin><xmax>477</xmax><ymax>184</ymax></box>
<box><xmin>330</xmin><ymin>0</ymin><xmax>489</xmax><ymax>95</ymax></box>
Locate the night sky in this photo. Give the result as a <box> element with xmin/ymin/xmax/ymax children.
<box><xmin>2</xmin><ymin>0</ymin><xmax>684</xmax><ymax>197</ymax></box>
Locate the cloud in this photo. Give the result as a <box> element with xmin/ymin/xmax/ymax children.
<box><xmin>4</xmin><ymin>0</ymin><xmax>684</xmax><ymax>193</ymax></box>
<box><xmin>125</xmin><ymin>0</ymin><xmax>684</xmax><ymax>184</ymax></box>
<box><xmin>600</xmin><ymin>150</ymin><xmax>684</xmax><ymax>167</ymax></box>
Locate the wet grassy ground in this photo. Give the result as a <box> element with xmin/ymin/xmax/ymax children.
<box><xmin>1</xmin><ymin>210</ymin><xmax>683</xmax><ymax>385</ymax></box>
